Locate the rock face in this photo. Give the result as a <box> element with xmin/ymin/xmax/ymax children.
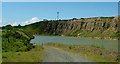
<box><xmin>24</xmin><ymin>17</ymin><xmax>119</xmax><ymax>39</ymax></box>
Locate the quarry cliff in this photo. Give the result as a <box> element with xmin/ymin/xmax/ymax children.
<box><xmin>23</xmin><ymin>16</ymin><xmax>120</xmax><ymax>39</ymax></box>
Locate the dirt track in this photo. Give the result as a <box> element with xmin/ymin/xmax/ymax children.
<box><xmin>43</xmin><ymin>46</ymin><xmax>94</xmax><ymax>62</ymax></box>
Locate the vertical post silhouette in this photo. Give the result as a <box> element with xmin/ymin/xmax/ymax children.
<box><xmin>57</xmin><ymin>12</ymin><xmax>59</xmax><ymax>20</ymax></box>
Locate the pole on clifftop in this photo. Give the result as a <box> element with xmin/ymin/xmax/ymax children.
<box><xmin>57</xmin><ymin>12</ymin><xmax>59</xmax><ymax>20</ymax></box>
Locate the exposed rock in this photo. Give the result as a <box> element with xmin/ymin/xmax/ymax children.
<box><xmin>24</xmin><ymin>16</ymin><xmax>119</xmax><ymax>39</ymax></box>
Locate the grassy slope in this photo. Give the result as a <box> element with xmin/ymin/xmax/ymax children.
<box><xmin>2</xmin><ymin>25</ymin><xmax>45</xmax><ymax>62</ymax></box>
<box><xmin>0</xmin><ymin>30</ymin><xmax>1</xmax><ymax>63</ymax></box>
<box><xmin>2</xmin><ymin>26</ymin><xmax>34</xmax><ymax>52</ymax></box>
<box><xmin>64</xmin><ymin>28</ymin><xmax>118</xmax><ymax>39</ymax></box>
<box><xmin>2</xmin><ymin>45</ymin><xmax>44</xmax><ymax>62</ymax></box>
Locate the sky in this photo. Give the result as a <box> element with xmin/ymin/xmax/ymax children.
<box><xmin>2</xmin><ymin>0</ymin><xmax>120</xmax><ymax>2</ymax></box>
<box><xmin>2</xmin><ymin>2</ymin><xmax>118</xmax><ymax>26</ymax></box>
<box><xmin>0</xmin><ymin>2</ymin><xmax>2</xmax><ymax>27</ymax></box>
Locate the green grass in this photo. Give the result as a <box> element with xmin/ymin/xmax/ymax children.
<box><xmin>2</xmin><ymin>25</ymin><xmax>45</xmax><ymax>62</ymax></box>
<box><xmin>0</xmin><ymin>31</ymin><xmax>2</xmax><ymax>63</ymax></box>
<box><xmin>2</xmin><ymin>45</ymin><xmax>45</xmax><ymax>62</ymax></box>
<box><xmin>0</xmin><ymin>49</ymin><xmax>1</xmax><ymax>63</ymax></box>
<box><xmin>2</xmin><ymin>28</ymin><xmax>34</xmax><ymax>52</ymax></box>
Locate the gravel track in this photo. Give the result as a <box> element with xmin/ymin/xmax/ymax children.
<box><xmin>43</xmin><ymin>46</ymin><xmax>94</xmax><ymax>62</ymax></box>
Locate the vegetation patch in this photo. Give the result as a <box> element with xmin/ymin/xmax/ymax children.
<box><xmin>2</xmin><ymin>25</ymin><xmax>34</xmax><ymax>52</ymax></box>
<box><xmin>2</xmin><ymin>25</ymin><xmax>45</xmax><ymax>62</ymax></box>
<box><xmin>2</xmin><ymin>45</ymin><xmax>45</xmax><ymax>62</ymax></box>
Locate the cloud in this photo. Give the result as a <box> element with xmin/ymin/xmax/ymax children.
<box><xmin>0</xmin><ymin>19</ymin><xmax>2</xmax><ymax>27</ymax></box>
<box><xmin>11</xmin><ymin>22</ymin><xmax>18</xmax><ymax>26</ymax></box>
<box><xmin>1</xmin><ymin>17</ymin><xmax>41</xmax><ymax>27</ymax></box>
<box><xmin>2</xmin><ymin>20</ymin><xmax>19</xmax><ymax>26</ymax></box>
<box><xmin>25</xmin><ymin>17</ymin><xmax>40</xmax><ymax>25</ymax></box>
